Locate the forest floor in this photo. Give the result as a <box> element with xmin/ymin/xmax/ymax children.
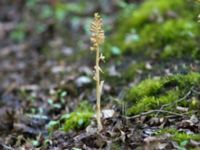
<box><xmin>0</xmin><ymin>0</ymin><xmax>200</xmax><ymax>150</ymax></box>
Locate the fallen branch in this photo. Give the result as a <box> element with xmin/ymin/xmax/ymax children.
<box><xmin>192</xmin><ymin>88</ymin><xmax>200</xmax><ymax>95</ymax></box>
<box><xmin>125</xmin><ymin>87</ymin><xmax>195</xmax><ymax>120</ymax></box>
<box><xmin>155</xmin><ymin>88</ymin><xmax>192</xmax><ymax>116</ymax></box>
<box><xmin>125</xmin><ymin>109</ymin><xmax>185</xmax><ymax>120</ymax></box>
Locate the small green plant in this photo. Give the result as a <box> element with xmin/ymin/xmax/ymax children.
<box><xmin>62</xmin><ymin>101</ymin><xmax>93</xmax><ymax>132</ymax></box>
<box><xmin>62</xmin><ymin>112</ymin><xmax>93</xmax><ymax>132</ymax></box>
<box><xmin>156</xmin><ymin>128</ymin><xmax>200</xmax><ymax>148</ymax></box>
<box><xmin>90</xmin><ymin>13</ymin><xmax>105</xmax><ymax>131</ymax></box>
<box><xmin>47</xmin><ymin>101</ymin><xmax>93</xmax><ymax>132</ymax></box>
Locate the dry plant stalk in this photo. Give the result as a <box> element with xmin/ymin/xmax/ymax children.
<box><xmin>90</xmin><ymin>13</ymin><xmax>105</xmax><ymax>131</ymax></box>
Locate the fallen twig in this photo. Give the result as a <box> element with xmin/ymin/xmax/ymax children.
<box><xmin>192</xmin><ymin>88</ymin><xmax>200</xmax><ymax>95</ymax></box>
<box><xmin>125</xmin><ymin>109</ymin><xmax>185</xmax><ymax>120</ymax></box>
<box><xmin>155</xmin><ymin>88</ymin><xmax>192</xmax><ymax>116</ymax></box>
<box><xmin>125</xmin><ymin>87</ymin><xmax>195</xmax><ymax>120</ymax></box>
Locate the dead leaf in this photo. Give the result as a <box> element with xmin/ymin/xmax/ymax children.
<box><xmin>102</xmin><ymin>109</ymin><xmax>115</xmax><ymax>119</ymax></box>
<box><xmin>144</xmin><ymin>136</ymin><xmax>167</xmax><ymax>150</ymax></box>
<box><xmin>176</xmin><ymin>106</ymin><xmax>188</xmax><ymax>112</ymax></box>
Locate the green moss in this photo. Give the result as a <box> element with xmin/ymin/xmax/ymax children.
<box><xmin>128</xmin><ymin>0</ymin><xmax>185</xmax><ymax>29</ymax></box>
<box><xmin>62</xmin><ymin>101</ymin><xmax>94</xmax><ymax>132</ymax></box>
<box><xmin>157</xmin><ymin>128</ymin><xmax>200</xmax><ymax>144</ymax></box>
<box><xmin>116</xmin><ymin>0</ymin><xmax>187</xmax><ymax>36</ymax></box>
<box><xmin>126</xmin><ymin>73</ymin><xmax>200</xmax><ymax>115</ymax></box>
<box><xmin>127</xmin><ymin>77</ymin><xmax>163</xmax><ymax>102</ymax></box>
<box><xmin>47</xmin><ymin>101</ymin><xmax>94</xmax><ymax>132</ymax></box>
<box><xmin>62</xmin><ymin>111</ymin><xmax>93</xmax><ymax>132</ymax></box>
<box><xmin>105</xmin><ymin>0</ymin><xmax>200</xmax><ymax>59</ymax></box>
<box><xmin>128</xmin><ymin>19</ymin><xmax>200</xmax><ymax>59</ymax></box>
<box><xmin>128</xmin><ymin>90</ymin><xmax>179</xmax><ymax>115</ymax></box>
<box><xmin>75</xmin><ymin>101</ymin><xmax>93</xmax><ymax>112</ymax></box>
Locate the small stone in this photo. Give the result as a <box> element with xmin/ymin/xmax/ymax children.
<box><xmin>190</xmin><ymin>115</ymin><xmax>198</xmax><ymax>124</ymax></box>
<box><xmin>75</xmin><ymin>76</ymin><xmax>91</xmax><ymax>87</ymax></box>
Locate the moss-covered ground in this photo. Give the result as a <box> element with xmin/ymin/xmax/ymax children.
<box><xmin>104</xmin><ymin>0</ymin><xmax>200</xmax><ymax>60</ymax></box>
<box><xmin>126</xmin><ymin>72</ymin><xmax>200</xmax><ymax>115</ymax></box>
<box><xmin>157</xmin><ymin>128</ymin><xmax>200</xmax><ymax>143</ymax></box>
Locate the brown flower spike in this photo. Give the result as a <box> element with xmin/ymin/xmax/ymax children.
<box><xmin>90</xmin><ymin>13</ymin><xmax>105</xmax><ymax>131</ymax></box>
<box><xmin>90</xmin><ymin>13</ymin><xmax>105</xmax><ymax>51</ymax></box>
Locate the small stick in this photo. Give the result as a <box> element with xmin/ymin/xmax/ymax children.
<box><xmin>125</xmin><ymin>109</ymin><xmax>185</xmax><ymax>120</ymax></box>
<box><xmin>126</xmin><ymin>88</ymin><xmax>193</xmax><ymax>120</ymax></box>
<box><xmin>155</xmin><ymin>88</ymin><xmax>192</xmax><ymax>116</ymax></box>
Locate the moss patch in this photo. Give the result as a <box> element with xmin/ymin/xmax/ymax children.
<box><xmin>62</xmin><ymin>111</ymin><xmax>93</xmax><ymax>132</ymax></box>
<box><xmin>129</xmin><ymin>19</ymin><xmax>200</xmax><ymax>59</ymax></box>
<box><xmin>47</xmin><ymin>101</ymin><xmax>94</xmax><ymax>132</ymax></box>
<box><xmin>126</xmin><ymin>72</ymin><xmax>200</xmax><ymax>115</ymax></box>
<box><xmin>105</xmin><ymin>0</ymin><xmax>200</xmax><ymax>59</ymax></box>
<box><xmin>129</xmin><ymin>90</ymin><xmax>180</xmax><ymax>114</ymax></box>
<box><xmin>62</xmin><ymin>101</ymin><xmax>94</xmax><ymax>132</ymax></box>
<box><xmin>125</xmin><ymin>0</ymin><xmax>186</xmax><ymax>30</ymax></box>
<box><xmin>157</xmin><ymin>128</ymin><xmax>200</xmax><ymax>145</ymax></box>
